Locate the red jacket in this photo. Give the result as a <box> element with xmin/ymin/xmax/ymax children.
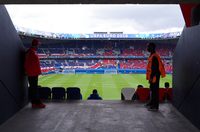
<box><xmin>24</xmin><ymin>47</ymin><xmax>41</xmax><ymax>76</ymax></box>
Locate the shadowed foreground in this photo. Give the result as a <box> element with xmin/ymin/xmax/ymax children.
<box><xmin>0</xmin><ymin>101</ymin><xmax>199</xmax><ymax>132</ymax></box>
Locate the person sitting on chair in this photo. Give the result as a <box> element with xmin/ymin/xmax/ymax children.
<box><xmin>164</xmin><ymin>82</ymin><xmax>170</xmax><ymax>89</ymax></box>
<box><xmin>164</xmin><ymin>82</ymin><xmax>170</xmax><ymax>100</ymax></box>
<box><xmin>87</xmin><ymin>89</ymin><xmax>102</xmax><ymax>100</ymax></box>
<box><xmin>132</xmin><ymin>85</ymin><xmax>144</xmax><ymax>100</ymax></box>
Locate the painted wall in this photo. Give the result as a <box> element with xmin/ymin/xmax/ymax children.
<box><xmin>0</xmin><ymin>5</ymin><xmax>28</xmax><ymax>125</ymax></box>
<box><xmin>173</xmin><ymin>24</ymin><xmax>200</xmax><ymax>129</ymax></box>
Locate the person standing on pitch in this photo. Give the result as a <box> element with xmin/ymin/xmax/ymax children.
<box><xmin>24</xmin><ymin>39</ymin><xmax>46</xmax><ymax>108</ymax></box>
<box><xmin>146</xmin><ymin>43</ymin><xmax>166</xmax><ymax>111</ymax></box>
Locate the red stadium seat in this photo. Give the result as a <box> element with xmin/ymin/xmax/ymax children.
<box><xmin>166</xmin><ymin>88</ymin><xmax>173</xmax><ymax>101</ymax></box>
<box><xmin>159</xmin><ymin>88</ymin><xmax>166</xmax><ymax>102</ymax></box>
<box><xmin>136</xmin><ymin>88</ymin><xmax>150</xmax><ymax>102</ymax></box>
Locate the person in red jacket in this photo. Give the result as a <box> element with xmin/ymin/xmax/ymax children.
<box><xmin>24</xmin><ymin>39</ymin><xmax>46</xmax><ymax>108</ymax></box>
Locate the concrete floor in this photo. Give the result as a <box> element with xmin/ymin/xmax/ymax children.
<box><xmin>0</xmin><ymin>101</ymin><xmax>199</xmax><ymax>132</ymax></box>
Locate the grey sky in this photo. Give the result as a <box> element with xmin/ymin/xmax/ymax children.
<box><xmin>5</xmin><ymin>4</ymin><xmax>185</xmax><ymax>34</ymax></box>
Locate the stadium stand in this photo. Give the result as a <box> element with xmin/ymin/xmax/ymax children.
<box><xmin>24</xmin><ymin>40</ymin><xmax>174</xmax><ymax>74</ymax></box>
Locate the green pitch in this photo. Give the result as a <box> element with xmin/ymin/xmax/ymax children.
<box><xmin>39</xmin><ymin>74</ymin><xmax>172</xmax><ymax>100</ymax></box>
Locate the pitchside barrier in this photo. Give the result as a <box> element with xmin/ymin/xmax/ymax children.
<box><xmin>63</xmin><ymin>69</ymin><xmax>75</xmax><ymax>74</ymax></box>
<box><xmin>70</xmin><ymin>69</ymin><xmax>146</xmax><ymax>74</ymax></box>
<box><xmin>42</xmin><ymin>69</ymin><xmax>147</xmax><ymax>75</ymax></box>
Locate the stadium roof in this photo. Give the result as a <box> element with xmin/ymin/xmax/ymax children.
<box><xmin>1</xmin><ymin>0</ymin><xmax>199</xmax><ymax>4</ymax></box>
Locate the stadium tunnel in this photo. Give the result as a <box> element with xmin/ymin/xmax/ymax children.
<box><xmin>0</xmin><ymin>2</ymin><xmax>200</xmax><ymax>131</ymax></box>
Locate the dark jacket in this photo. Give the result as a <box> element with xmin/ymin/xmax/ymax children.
<box><xmin>87</xmin><ymin>94</ymin><xmax>102</xmax><ymax>100</ymax></box>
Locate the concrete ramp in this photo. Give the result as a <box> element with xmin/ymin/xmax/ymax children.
<box><xmin>0</xmin><ymin>101</ymin><xmax>199</xmax><ymax>132</ymax></box>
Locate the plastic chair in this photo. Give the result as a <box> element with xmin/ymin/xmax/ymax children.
<box><xmin>52</xmin><ymin>87</ymin><xmax>66</xmax><ymax>100</ymax></box>
<box><xmin>38</xmin><ymin>87</ymin><xmax>51</xmax><ymax>100</ymax></box>
<box><xmin>121</xmin><ymin>88</ymin><xmax>135</xmax><ymax>100</ymax></box>
<box><xmin>66</xmin><ymin>87</ymin><xmax>82</xmax><ymax>100</ymax></box>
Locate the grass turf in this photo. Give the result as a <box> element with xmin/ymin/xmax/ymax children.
<box><xmin>39</xmin><ymin>74</ymin><xmax>172</xmax><ymax>100</ymax></box>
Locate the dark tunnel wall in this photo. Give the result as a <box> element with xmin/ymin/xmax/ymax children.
<box><xmin>173</xmin><ymin>24</ymin><xmax>200</xmax><ymax>129</ymax></box>
<box><xmin>0</xmin><ymin>5</ymin><xmax>28</xmax><ymax>125</ymax></box>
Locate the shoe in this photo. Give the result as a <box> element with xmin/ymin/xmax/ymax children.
<box><xmin>32</xmin><ymin>103</ymin><xmax>46</xmax><ymax>108</ymax></box>
<box><xmin>148</xmin><ymin>106</ymin><xmax>158</xmax><ymax>111</ymax></box>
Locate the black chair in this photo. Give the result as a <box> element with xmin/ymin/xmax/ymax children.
<box><xmin>38</xmin><ymin>87</ymin><xmax>51</xmax><ymax>100</ymax></box>
<box><xmin>52</xmin><ymin>87</ymin><xmax>66</xmax><ymax>100</ymax></box>
<box><xmin>66</xmin><ymin>87</ymin><xmax>82</xmax><ymax>100</ymax></box>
